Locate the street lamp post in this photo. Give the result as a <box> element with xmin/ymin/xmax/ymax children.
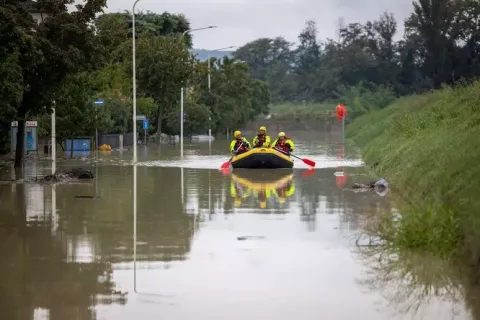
<box><xmin>132</xmin><ymin>0</ymin><xmax>142</xmax><ymax>164</ymax></box>
<box><xmin>180</xmin><ymin>26</ymin><xmax>217</xmax><ymax>158</ymax></box>
<box><xmin>207</xmin><ymin>46</ymin><xmax>236</xmax><ymax>91</ymax></box>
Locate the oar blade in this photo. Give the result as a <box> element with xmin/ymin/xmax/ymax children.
<box><xmin>220</xmin><ymin>167</ymin><xmax>231</xmax><ymax>176</ymax></box>
<box><xmin>302</xmin><ymin>158</ymin><xmax>316</xmax><ymax>167</ymax></box>
<box><xmin>220</xmin><ymin>161</ymin><xmax>230</xmax><ymax>169</ymax></box>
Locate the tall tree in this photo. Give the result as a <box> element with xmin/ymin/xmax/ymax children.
<box><xmin>295</xmin><ymin>20</ymin><xmax>321</xmax><ymax>101</ymax></box>
<box><xmin>136</xmin><ymin>34</ymin><xmax>194</xmax><ymax>139</ymax></box>
<box><xmin>0</xmin><ymin>0</ymin><xmax>107</xmax><ymax>167</ymax></box>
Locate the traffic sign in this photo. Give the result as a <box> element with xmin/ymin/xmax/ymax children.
<box><xmin>136</xmin><ymin>115</ymin><xmax>146</xmax><ymax>121</ymax></box>
<box><xmin>143</xmin><ymin>119</ymin><xmax>149</xmax><ymax>129</ymax></box>
<box><xmin>94</xmin><ymin>99</ymin><xmax>104</xmax><ymax>105</ymax></box>
<box><xmin>11</xmin><ymin>121</ymin><xmax>37</xmax><ymax>127</ymax></box>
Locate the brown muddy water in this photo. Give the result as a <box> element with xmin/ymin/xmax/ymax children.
<box><xmin>0</xmin><ymin>134</ymin><xmax>476</xmax><ymax>319</ymax></box>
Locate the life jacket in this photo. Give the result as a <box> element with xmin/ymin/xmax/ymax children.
<box><xmin>233</xmin><ymin>138</ymin><xmax>248</xmax><ymax>152</ymax></box>
<box><xmin>255</xmin><ymin>134</ymin><xmax>268</xmax><ymax>147</ymax></box>
<box><xmin>275</xmin><ymin>137</ymin><xmax>291</xmax><ymax>152</ymax></box>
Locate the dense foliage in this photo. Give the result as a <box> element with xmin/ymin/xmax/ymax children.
<box><xmin>233</xmin><ymin>0</ymin><xmax>480</xmax><ymax>117</ymax></box>
<box><xmin>0</xmin><ymin>2</ymin><xmax>269</xmax><ymax>163</ymax></box>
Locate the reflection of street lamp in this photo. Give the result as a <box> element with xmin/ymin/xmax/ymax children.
<box><xmin>180</xmin><ymin>26</ymin><xmax>217</xmax><ymax>158</ymax></box>
<box><xmin>133</xmin><ymin>163</ymin><xmax>137</xmax><ymax>291</ymax></box>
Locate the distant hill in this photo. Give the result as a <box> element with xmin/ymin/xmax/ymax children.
<box><xmin>194</xmin><ymin>49</ymin><xmax>233</xmax><ymax>61</ymax></box>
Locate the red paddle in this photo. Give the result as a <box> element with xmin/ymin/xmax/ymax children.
<box><xmin>274</xmin><ymin>148</ymin><xmax>316</xmax><ymax>168</ymax></box>
<box><xmin>220</xmin><ymin>144</ymin><xmax>245</xmax><ymax>169</ymax></box>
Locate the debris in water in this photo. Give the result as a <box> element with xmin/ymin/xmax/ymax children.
<box><xmin>36</xmin><ymin>168</ymin><xmax>94</xmax><ymax>183</ymax></box>
<box><xmin>351</xmin><ymin>178</ymin><xmax>389</xmax><ymax>196</ymax></box>
<box><xmin>74</xmin><ymin>195</ymin><xmax>97</xmax><ymax>199</ymax></box>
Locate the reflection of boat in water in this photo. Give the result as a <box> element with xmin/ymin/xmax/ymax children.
<box><xmin>230</xmin><ymin>169</ymin><xmax>295</xmax><ymax>208</ymax></box>
<box><xmin>231</xmin><ymin>148</ymin><xmax>294</xmax><ymax>169</ymax></box>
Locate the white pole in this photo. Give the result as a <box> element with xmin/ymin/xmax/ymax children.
<box><xmin>180</xmin><ymin>87</ymin><xmax>184</xmax><ymax>158</ymax></box>
<box><xmin>181</xmin><ymin>167</ymin><xmax>184</xmax><ymax>205</ymax></box>
<box><xmin>207</xmin><ymin>52</ymin><xmax>211</xmax><ymax>141</ymax></box>
<box><xmin>51</xmin><ymin>101</ymin><xmax>56</xmax><ymax>175</ymax></box>
<box><xmin>132</xmin><ymin>0</ymin><xmax>141</xmax><ymax>164</ymax></box>
<box><xmin>95</xmin><ymin>105</ymin><xmax>98</xmax><ymax>158</ymax></box>
<box><xmin>208</xmin><ymin>51</ymin><xmax>211</xmax><ymax>91</ymax></box>
<box><xmin>208</xmin><ymin>169</ymin><xmax>211</xmax><ymax>215</ymax></box>
<box><xmin>133</xmin><ymin>163</ymin><xmax>137</xmax><ymax>292</ymax></box>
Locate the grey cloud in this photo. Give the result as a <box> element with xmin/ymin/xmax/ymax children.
<box><xmin>102</xmin><ymin>0</ymin><xmax>414</xmax><ymax>49</ymax></box>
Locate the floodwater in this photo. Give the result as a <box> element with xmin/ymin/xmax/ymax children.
<box><xmin>0</xmin><ymin>132</ymin><xmax>477</xmax><ymax>320</ymax></box>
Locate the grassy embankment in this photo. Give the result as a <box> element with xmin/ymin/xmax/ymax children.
<box><xmin>347</xmin><ymin>81</ymin><xmax>480</xmax><ymax>261</ymax></box>
<box><xmin>268</xmin><ymin>102</ymin><xmax>335</xmax><ymax>120</ymax></box>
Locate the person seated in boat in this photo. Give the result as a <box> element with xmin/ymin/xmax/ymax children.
<box><xmin>230</xmin><ymin>131</ymin><xmax>251</xmax><ymax>155</ymax></box>
<box><xmin>272</xmin><ymin>132</ymin><xmax>295</xmax><ymax>155</ymax></box>
<box><xmin>252</xmin><ymin>126</ymin><xmax>271</xmax><ymax>148</ymax></box>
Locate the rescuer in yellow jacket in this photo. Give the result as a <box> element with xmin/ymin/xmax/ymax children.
<box><xmin>272</xmin><ymin>132</ymin><xmax>295</xmax><ymax>154</ymax></box>
<box><xmin>252</xmin><ymin>126</ymin><xmax>271</xmax><ymax>148</ymax></box>
<box><xmin>230</xmin><ymin>130</ymin><xmax>251</xmax><ymax>155</ymax></box>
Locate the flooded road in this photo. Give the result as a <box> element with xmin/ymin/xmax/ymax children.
<box><xmin>0</xmin><ymin>134</ymin><xmax>476</xmax><ymax>319</ymax></box>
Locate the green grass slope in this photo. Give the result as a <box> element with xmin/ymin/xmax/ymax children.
<box><xmin>347</xmin><ymin>81</ymin><xmax>480</xmax><ymax>260</ymax></box>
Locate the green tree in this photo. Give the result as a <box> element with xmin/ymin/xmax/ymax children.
<box><xmin>0</xmin><ymin>0</ymin><xmax>107</xmax><ymax>167</ymax></box>
<box><xmin>95</xmin><ymin>11</ymin><xmax>192</xmax><ymax>63</ymax></box>
<box><xmin>232</xmin><ymin>37</ymin><xmax>293</xmax><ymax>102</ymax></box>
<box><xmin>136</xmin><ymin>34</ymin><xmax>195</xmax><ymax>139</ymax></box>
<box><xmin>0</xmin><ymin>1</ymin><xmax>39</xmax><ymax>155</ymax></box>
<box><xmin>295</xmin><ymin>20</ymin><xmax>321</xmax><ymax>101</ymax></box>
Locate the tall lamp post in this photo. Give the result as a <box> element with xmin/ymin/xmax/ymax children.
<box><xmin>207</xmin><ymin>46</ymin><xmax>236</xmax><ymax>140</ymax></box>
<box><xmin>132</xmin><ymin>0</ymin><xmax>142</xmax><ymax>164</ymax></box>
<box><xmin>207</xmin><ymin>46</ymin><xmax>236</xmax><ymax>91</ymax></box>
<box><xmin>180</xmin><ymin>26</ymin><xmax>217</xmax><ymax>158</ymax></box>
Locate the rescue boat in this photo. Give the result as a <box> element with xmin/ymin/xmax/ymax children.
<box><xmin>230</xmin><ymin>147</ymin><xmax>294</xmax><ymax>169</ymax></box>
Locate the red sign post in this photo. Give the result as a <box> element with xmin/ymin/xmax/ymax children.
<box><xmin>336</xmin><ymin>104</ymin><xmax>347</xmax><ymax>121</ymax></box>
<box><xmin>334</xmin><ymin>104</ymin><xmax>348</xmax><ymax>188</ymax></box>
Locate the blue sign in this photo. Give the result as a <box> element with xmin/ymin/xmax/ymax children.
<box><xmin>143</xmin><ymin>119</ymin><xmax>149</xmax><ymax>129</ymax></box>
<box><xmin>94</xmin><ymin>99</ymin><xmax>104</xmax><ymax>105</ymax></box>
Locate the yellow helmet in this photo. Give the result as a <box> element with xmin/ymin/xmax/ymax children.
<box><xmin>234</xmin><ymin>130</ymin><xmax>241</xmax><ymax>138</ymax></box>
<box><xmin>260</xmin><ymin>200</ymin><xmax>267</xmax><ymax>208</ymax></box>
<box><xmin>259</xmin><ymin>126</ymin><xmax>266</xmax><ymax>132</ymax></box>
<box><xmin>235</xmin><ymin>198</ymin><xmax>242</xmax><ymax>207</ymax></box>
<box><xmin>278</xmin><ymin>132</ymin><xmax>286</xmax><ymax>137</ymax></box>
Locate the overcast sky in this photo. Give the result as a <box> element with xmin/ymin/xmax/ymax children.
<box><xmin>103</xmin><ymin>0</ymin><xmax>415</xmax><ymax>49</ymax></box>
